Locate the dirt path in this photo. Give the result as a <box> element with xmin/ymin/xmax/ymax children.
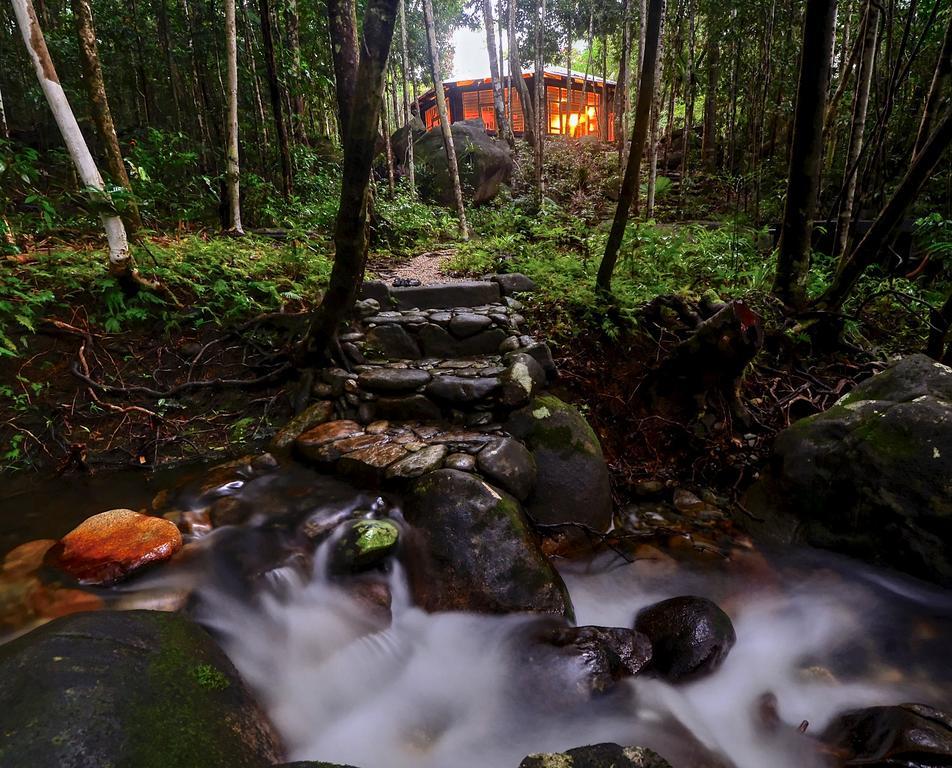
<box><xmin>370</xmin><ymin>248</ymin><xmax>460</xmax><ymax>285</ymax></box>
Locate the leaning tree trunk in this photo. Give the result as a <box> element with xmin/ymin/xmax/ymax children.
<box><xmin>913</xmin><ymin>12</ymin><xmax>952</xmax><ymax>157</ymax></box>
<box><xmin>72</xmin><ymin>0</ymin><xmax>142</xmax><ymax>232</ymax></box>
<box><xmin>818</xmin><ymin>109</ymin><xmax>952</xmax><ymax>312</ymax></box>
<box><xmin>12</xmin><ymin>0</ymin><xmax>157</xmax><ymax>292</ymax></box>
<box><xmin>398</xmin><ymin>0</ymin><xmax>415</xmax><ymax>192</ymax></box>
<box><xmin>422</xmin><ymin>0</ymin><xmax>469</xmax><ymax>240</ymax></box>
<box><xmin>305</xmin><ymin>0</ymin><xmax>401</xmax><ymax>357</ymax></box>
<box><xmin>508</xmin><ymin>0</ymin><xmax>536</xmax><ymax>146</ymax></box>
<box><xmin>259</xmin><ymin>0</ymin><xmax>293</xmax><ymax>197</ymax></box>
<box><xmin>224</xmin><ymin>0</ymin><xmax>243</xmax><ymax>233</ymax></box>
<box><xmin>832</xmin><ymin>0</ymin><xmax>878</xmax><ymax>262</ymax></box>
<box><xmin>482</xmin><ymin>0</ymin><xmax>513</xmax><ymax>147</ymax></box>
<box><xmin>533</xmin><ymin>0</ymin><xmax>545</xmax><ymax>207</ymax></box>
<box><xmin>327</xmin><ymin>0</ymin><xmax>359</xmax><ymax>138</ymax></box>
<box><xmin>596</xmin><ymin>0</ymin><xmax>664</xmax><ymax>293</ymax></box>
<box><xmin>771</xmin><ymin>0</ymin><xmax>838</xmax><ymax>310</ymax></box>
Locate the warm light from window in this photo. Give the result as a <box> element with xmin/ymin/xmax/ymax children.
<box><xmin>587</xmin><ymin>106</ymin><xmax>596</xmax><ymax>118</ymax></box>
<box><xmin>569</xmin><ymin>113</ymin><xmax>580</xmax><ymax>128</ymax></box>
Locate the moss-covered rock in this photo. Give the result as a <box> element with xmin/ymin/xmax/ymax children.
<box><xmin>518</xmin><ymin>743</ymin><xmax>672</xmax><ymax>768</ymax></box>
<box><xmin>743</xmin><ymin>355</ymin><xmax>952</xmax><ymax>586</ymax></box>
<box><xmin>402</xmin><ymin>469</ymin><xmax>573</xmax><ymax>617</ymax></box>
<box><xmin>505</xmin><ymin>395</ymin><xmax>613</xmax><ymax>532</ymax></box>
<box><xmin>0</xmin><ymin>610</ymin><xmax>283</xmax><ymax>768</ymax></box>
<box><xmin>329</xmin><ymin>519</ymin><xmax>400</xmax><ymax>574</ymax></box>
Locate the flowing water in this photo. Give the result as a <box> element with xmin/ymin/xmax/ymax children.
<box><xmin>4</xmin><ymin>463</ymin><xmax>952</xmax><ymax>768</ymax></box>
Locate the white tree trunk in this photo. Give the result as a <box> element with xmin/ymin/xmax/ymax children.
<box><xmin>225</xmin><ymin>0</ymin><xmax>244</xmax><ymax>232</ymax></box>
<box><xmin>422</xmin><ymin>0</ymin><xmax>469</xmax><ymax>240</ymax></box>
<box><xmin>11</xmin><ymin>0</ymin><xmax>131</xmax><ymax>276</ymax></box>
<box><xmin>0</xmin><ymin>82</ymin><xmax>9</xmax><ymax>138</ymax></box>
<box><xmin>398</xmin><ymin>0</ymin><xmax>415</xmax><ymax>193</ymax></box>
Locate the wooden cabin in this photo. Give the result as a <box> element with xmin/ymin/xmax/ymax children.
<box><xmin>417</xmin><ymin>67</ymin><xmax>617</xmax><ymax>141</ymax></box>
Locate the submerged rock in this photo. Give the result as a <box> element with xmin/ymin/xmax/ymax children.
<box><xmin>744</xmin><ymin>355</ymin><xmax>952</xmax><ymax>587</ymax></box>
<box><xmin>519</xmin><ymin>743</ymin><xmax>672</xmax><ymax>768</ymax></box>
<box><xmin>0</xmin><ymin>610</ymin><xmax>283</xmax><ymax>767</ymax></box>
<box><xmin>47</xmin><ymin>509</ymin><xmax>183</xmax><ymax>586</ymax></box>
<box><xmin>402</xmin><ymin>469</ymin><xmax>572</xmax><ymax>617</ymax></box>
<box><xmin>505</xmin><ymin>395</ymin><xmax>613</xmax><ymax>532</ymax></box>
<box><xmin>821</xmin><ymin>703</ymin><xmax>952</xmax><ymax>767</ymax></box>
<box><xmin>633</xmin><ymin>595</ymin><xmax>736</xmax><ymax>683</ymax></box>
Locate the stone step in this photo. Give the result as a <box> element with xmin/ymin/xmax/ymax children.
<box><xmin>360</xmin><ymin>273</ymin><xmax>538</xmax><ymax>311</ymax></box>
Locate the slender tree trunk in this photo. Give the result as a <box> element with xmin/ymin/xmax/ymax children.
<box><xmin>72</xmin><ymin>0</ymin><xmax>142</xmax><ymax>232</ymax></box>
<box><xmin>154</xmin><ymin>0</ymin><xmax>183</xmax><ymax>129</ymax></box>
<box><xmin>224</xmin><ymin>0</ymin><xmax>243</xmax><ymax>232</ymax></box>
<box><xmin>327</xmin><ymin>0</ymin><xmax>359</xmax><ymax>138</ymax></box>
<box><xmin>823</xmin><ymin>9</ymin><xmax>864</xmax><ymax>140</ymax></box>
<box><xmin>679</xmin><ymin>0</ymin><xmax>695</xmax><ymax>203</ymax></box>
<box><xmin>382</xmin><ymin>96</ymin><xmax>396</xmax><ymax>197</ymax></box>
<box><xmin>727</xmin><ymin>37</ymin><xmax>739</xmax><ymax>172</ymax></box>
<box><xmin>616</xmin><ymin>0</ymin><xmax>632</xmax><ymax>161</ymax></box>
<box><xmin>508</xmin><ymin>0</ymin><xmax>536</xmax><ymax>146</ymax></box>
<box><xmin>580</xmin><ymin>7</ymin><xmax>593</xmax><ymax>134</ymax></box>
<box><xmin>259</xmin><ymin>0</ymin><xmax>293</xmax><ymax>197</ymax></box>
<box><xmin>646</xmin><ymin>13</ymin><xmax>665</xmax><ymax>218</ymax></box>
<box><xmin>565</xmin><ymin>13</ymin><xmax>572</xmax><ymax>138</ymax></box>
<box><xmin>398</xmin><ymin>0</ymin><xmax>415</xmax><ymax>192</ymax></box>
<box><xmin>832</xmin><ymin>0</ymin><xmax>878</xmax><ymax>261</ymax></box>
<box><xmin>534</xmin><ymin>0</ymin><xmax>545</xmax><ymax>205</ymax></box>
<box><xmin>422</xmin><ymin>0</ymin><xmax>469</xmax><ymax>239</ymax></box>
<box><xmin>772</xmin><ymin>0</ymin><xmax>838</xmax><ymax>310</ymax></box>
<box><xmin>306</xmin><ymin>0</ymin><xmax>401</xmax><ymax>356</ymax></box>
<box><xmin>126</xmin><ymin>0</ymin><xmax>154</xmax><ymax>125</ymax></box>
<box><xmin>241</xmin><ymin>0</ymin><xmax>269</xmax><ymax>165</ymax></box>
<box><xmin>639</xmin><ymin>0</ymin><xmax>647</xmax><ymax>72</ymax></box>
<box><xmin>181</xmin><ymin>0</ymin><xmax>212</xmax><ymax>167</ymax></box>
<box><xmin>482</xmin><ymin>0</ymin><xmax>513</xmax><ymax>147</ymax></box>
<box><xmin>0</xmin><ymin>84</ymin><xmax>8</xmax><ymax>138</ymax></box>
<box><xmin>819</xmin><ymin>110</ymin><xmax>952</xmax><ymax>311</ymax></box>
<box><xmin>596</xmin><ymin>0</ymin><xmax>664</xmax><ymax>292</ymax></box>
<box><xmin>12</xmin><ymin>0</ymin><xmax>157</xmax><ymax>291</ymax></box>
<box><xmin>285</xmin><ymin>0</ymin><xmax>306</xmax><ymax>143</ymax></box>
<box><xmin>701</xmin><ymin>26</ymin><xmax>718</xmax><ymax>169</ymax></box>
<box><xmin>601</xmin><ymin>18</ymin><xmax>609</xmax><ymax>139</ymax></box>
<box><xmin>914</xmin><ymin>13</ymin><xmax>952</xmax><ymax>157</ymax></box>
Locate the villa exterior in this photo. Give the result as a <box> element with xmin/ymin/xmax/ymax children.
<box><xmin>417</xmin><ymin>67</ymin><xmax>617</xmax><ymax>141</ymax></box>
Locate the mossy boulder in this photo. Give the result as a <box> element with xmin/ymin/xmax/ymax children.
<box><xmin>0</xmin><ymin>610</ymin><xmax>283</xmax><ymax>767</ymax></box>
<box><xmin>519</xmin><ymin>743</ymin><xmax>672</xmax><ymax>768</ymax></box>
<box><xmin>402</xmin><ymin>469</ymin><xmax>573</xmax><ymax>617</ymax></box>
<box><xmin>329</xmin><ymin>519</ymin><xmax>400</xmax><ymax>574</ymax></box>
<box><xmin>414</xmin><ymin>119</ymin><xmax>513</xmax><ymax>205</ymax></box>
<box><xmin>505</xmin><ymin>395</ymin><xmax>613</xmax><ymax>532</ymax></box>
<box><xmin>743</xmin><ymin>355</ymin><xmax>952</xmax><ymax>586</ymax></box>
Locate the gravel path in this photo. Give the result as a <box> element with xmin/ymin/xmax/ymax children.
<box><xmin>371</xmin><ymin>249</ymin><xmax>460</xmax><ymax>286</ymax></box>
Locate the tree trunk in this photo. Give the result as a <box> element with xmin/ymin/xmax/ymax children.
<box><xmin>285</xmin><ymin>0</ymin><xmax>306</xmax><ymax>143</ymax></box>
<box><xmin>639</xmin><ymin>0</ymin><xmax>647</xmax><ymax>72</ymax></box>
<box><xmin>482</xmin><ymin>0</ymin><xmax>513</xmax><ymax>147</ymax></box>
<box><xmin>771</xmin><ymin>0</ymin><xmax>838</xmax><ymax>310</ymax></box>
<box><xmin>327</xmin><ymin>0</ymin><xmax>359</xmax><ymax>138</ymax></box>
<box><xmin>306</xmin><ymin>0</ymin><xmax>401</xmax><ymax>357</ymax></box>
<box><xmin>679</xmin><ymin>0</ymin><xmax>695</xmax><ymax>202</ymax></box>
<box><xmin>241</xmin><ymin>0</ymin><xmax>270</xmax><ymax>165</ymax></box>
<box><xmin>509</xmin><ymin>0</ymin><xmax>536</xmax><ymax>146</ymax></box>
<box><xmin>596</xmin><ymin>0</ymin><xmax>664</xmax><ymax>293</ymax></box>
<box><xmin>382</xmin><ymin>97</ymin><xmax>396</xmax><ymax>197</ymax></box>
<box><xmin>398</xmin><ymin>0</ymin><xmax>415</xmax><ymax>192</ymax></box>
<box><xmin>259</xmin><ymin>0</ymin><xmax>293</xmax><ymax>197</ymax></box>
<box><xmin>565</xmin><ymin>12</ymin><xmax>572</xmax><ymax>138</ymax></box>
<box><xmin>153</xmin><ymin>0</ymin><xmax>184</xmax><ymax>130</ymax></box>
<box><xmin>601</xmin><ymin>18</ymin><xmax>609</xmax><ymax>139</ymax></box>
<box><xmin>422</xmin><ymin>0</ymin><xmax>469</xmax><ymax>239</ymax></box>
<box><xmin>646</xmin><ymin>14</ymin><xmax>665</xmax><ymax>218</ymax></box>
<box><xmin>701</xmin><ymin>26</ymin><xmax>718</xmax><ymax>169</ymax></box>
<box><xmin>0</xmin><ymin>83</ymin><xmax>8</xmax><ymax>138</ymax></box>
<box><xmin>616</xmin><ymin>0</ymin><xmax>631</xmax><ymax>164</ymax></box>
<box><xmin>580</xmin><ymin>7</ymin><xmax>593</xmax><ymax>133</ymax></box>
<box><xmin>224</xmin><ymin>0</ymin><xmax>243</xmax><ymax>233</ymax></box>
<box><xmin>12</xmin><ymin>0</ymin><xmax>155</xmax><ymax>292</ymax></box>
<box><xmin>914</xmin><ymin>12</ymin><xmax>952</xmax><ymax>157</ymax></box>
<box><xmin>534</xmin><ymin>0</ymin><xmax>546</xmax><ymax>206</ymax></box>
<box><xmin>832</xmin><ymin>0</ymin><xmax>878</xmax><ymax>261</ymax></box>
<box><xmin>73</xmin><ymin>0</ymin><xmax>142</xmax><ymax>232</ymax></box>
<box><xmin>819</xmin><ymin>109</ymin><xmax>952</xmax><ymax>311</ymax></box>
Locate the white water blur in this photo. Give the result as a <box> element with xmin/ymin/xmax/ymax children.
<box><xmin>193</xmin><ymin>540</ymin><xmax>948</xmax><ymax>768</ymax></box>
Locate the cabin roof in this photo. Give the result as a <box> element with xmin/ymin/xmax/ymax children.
<box><xmin>418</xmin><ymin>66</ymin><xmax>616</xmax><ymax>103</ymax></box>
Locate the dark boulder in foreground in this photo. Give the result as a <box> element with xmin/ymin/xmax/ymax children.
<box><xmin>506</xmin><ymin>394</ymin><xmax>613</xmax><ymax>532</ymax></box>
<box><xmin>0</xmin><ymin>610</ymin><xmax>283</xmax><ymax>767</ymax></box>
<box><xmin>402</xmin><ymin>469</ymin><xmax>573</xmax><ymax>618</ymax></box>
<box><xmin>519</xmin><ymin>743</ymin><xmax>672</xmax><ymax>768</ymax></box>
<box><xmin>821</xmin><ymin>703</ymin><xmax>952</xmax><ymax>767</ymax></box>
<box><xmin>743</xmin><ymin>355</ymin><xmax>952</xmax><ymax>587</ymax></box>
<box><xmin>414</xmin><ymin>119</ymin><xmax>513</xmax><ymax>205</ymax></box>
<box><xmin>634</xmin><ymin>595</ymin><xmax>736</xmax><ymax>683</ymax></box>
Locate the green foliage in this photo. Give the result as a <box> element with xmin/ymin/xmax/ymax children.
<box><xmin>915</xmin><ymin>214</ymin><xmax>952</xmax><ymax>264</ymax></box>
<box><xmin>374</xmin><ymin>185</ymin><xmax>454</xmax><ymax>251</ymax></box>
<box><xmin>0</xmin><ymin>235</ymin><xmax>332</xmax><ymax>354</ymax></box>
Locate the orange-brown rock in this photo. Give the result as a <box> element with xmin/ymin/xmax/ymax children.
<box><xmin>296</xmin><ymin>420</ymin><xmax>364</xmax><ymax>460</ymax></box>
<box><xmin>48</xmin><ymin>509</ymin><xmax>183</xmax><ymax>585</ymax></box>
<box><xmin>29</xmin><ymin>586</ymin><xmax>104</xmax><ymax>620</ymax></box>
<box><xmin>2</xmin><ymin>539</ymin><xmax>57</xmax><ymax>577</ymax></box>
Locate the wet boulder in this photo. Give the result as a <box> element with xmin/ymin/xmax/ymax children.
<box><xmin>0</xmin><ymin>610</ymin><xmax>283</xmax><ymax>767</ymax></box>
<box><xmin>329</xmin><ymin>518</ymin><xmax>400</xmax><ymax>574</ymax></box>
<box><xmin>633</xmin><ymin>595</ymin><xmax>736</xmax><ymax>683</ymax></box>
<box><xmin>743</xmin><ymin>355</ymin><xmax>952</xmax><ymax>587</ymax></box>
<box><xmin>519</xmin><ymin>743</ymin><xmax>672</xmax><ymax>768</ymax></box>
<box><xmin>821</xmin><ymin>703</ymin><xmax>952</xmax><ymax>767</ymax></box>
<box><xmin>46</xmin><ymin>509</ymin><xmax>182</xmax><ymax>585</ymax></box>
<box><xmin>402</xmin><ymin>469</ymin><xmax>572</xmax><ymax>617</ymax></box>
<box><xmin>505</xmin><ymin>394</ymin><xmax>613</xmax><ymax>532</ymax></box>
<box><xmin>414</xmin><ymin>119</ymin><xmax>513</xmax><ymax>205</ymax></box>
